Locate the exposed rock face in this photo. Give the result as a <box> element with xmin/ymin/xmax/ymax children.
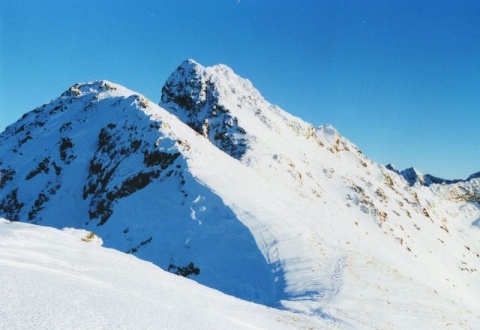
<box><xmin>0</xmin><ymin>81</ymin><xmax>184</xmax><ymax>227</ymax></box>
<box><xmin>161</xmin><ymin>59</ymin><xmax>249</xmax><ymax>159</ymax></box>
<box><xmin>82</xmin><ymin>121</ymin><xmax>181</xmax><ymax>225</ymax></box>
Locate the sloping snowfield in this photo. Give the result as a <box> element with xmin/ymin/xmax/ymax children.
<box><xmin>0</xmin><ymin>219</ymin><xmax>334</xmax><ymax>330</ymax></box>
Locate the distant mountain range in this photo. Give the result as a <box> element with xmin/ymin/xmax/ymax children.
<box><xmin>1</xmin><ymin>60</ymin><xmax>479</xmax><ymax>328</ymax></box>
<box><xmin>386</xmin><ymin>163</ymin><xmax>480</xmax><ymax>187</ymax></box>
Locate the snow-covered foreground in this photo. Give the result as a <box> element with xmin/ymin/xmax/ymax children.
<box><xmin>0</xmin><ymin>218</ymin><xmax>332</xmax><ymax>330</ymax></box>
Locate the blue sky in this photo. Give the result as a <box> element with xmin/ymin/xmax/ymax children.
<box><xmin>1</xmin><ymin>1</ymin><xmax>479</xmax><ymax>179</ymax></box>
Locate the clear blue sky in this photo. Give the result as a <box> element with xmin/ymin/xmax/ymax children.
<box><xmin>1</xmin><ymin>1</ymin><xmax>479</xmax><ymax>179</ymax></box>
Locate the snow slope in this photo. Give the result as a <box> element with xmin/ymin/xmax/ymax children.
<box><xmin>1</xmin><ymin>60</ymin><xmax>480</xmax><ymax>328</ymax></box>
<box><xmin>0</xmin><ymin>218</ymin><xmax>330</xmax><ymax>329</ymax></box>
<box><xmin>160</xmin><ymin>60</ymin><xmax>480</xmax><ymax>327</ymax></box>
<box><xmin>0</xmin><ymin>81</ymin><xmax>278</xmax><ymax>306</ymax></box>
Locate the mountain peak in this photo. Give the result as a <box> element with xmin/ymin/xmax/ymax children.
<box><xmin>180</xmin><ymin>58</ymin><xmax>200</xmax><ymax>67</ymax></box>
<box><xmin>385</xmin><ymin>163</ymin><xmax>397</xmax><ymax>171</ymax></box>
<box><xmin>160</xmin><ymin>59</ymin><xmax>258</xmax><ymax>110</ymax></box>
<box><xmin>160</xmin><ymin>60</ymin><xmax>314</xmax><ymax>159</ymax></box>
<box><xmin>387</xmin><ymin>165</ymin><xmax>467</xmax><ymax>187</ymax></box>
<box><xmin>315</xmin><ymin>124</ymin><xmax>339</xmax><ymax>143</ymax></box>
<box><xmin>467</xmin><ymin>171</ymin><xmax>480</xmax><ymax>181</ymax></box>
<box><xmin>60</xmin><ymin>80</ymin><xmax>126</xmax><ymax>98</ymax></box>
<box><xmin>399</xmin><ymin>167</ymin><xmax>424</xmax><ymax>186</ymax></box>
<box><xmin>160</xmin><ymin>60</ymin><xmax>251</xmax><ymax>158</ymax></box>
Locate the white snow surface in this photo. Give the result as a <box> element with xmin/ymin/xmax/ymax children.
<box><xmin>1</xmin><ymin>61</ymin><xmax>480</xmax><ymax>328</ymax></box>
<box><xmin>0</xmin><ymin>218</ymin><xmax>330</xmax><ymax>329</ymax></box>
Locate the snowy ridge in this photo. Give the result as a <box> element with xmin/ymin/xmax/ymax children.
<box><xmin>386</xmin><ymin>164</ymin><xmax>463</xmax><ymax>187</ymax></box>
<box><xmin>386</xmin><ymin>164</ymin><xmax>480</xmax><ymax>203</ymax></box>
<box><xmin>0</xmin><ymin>80</ymin><xmax>279</xmax><ymax>305</ymax></box>
<box><xmin>160</xmin><ymin>59</ymin><xmax>315</xmax><ymax>159</ymax></box>
<box><xmin>431</xmin><ymin>177</ymin><xmax>480</xmax><ymax>203</ymax></box>
<box><xmin>1</xmin><ymin>60</ymin><xmax>480</xmax><ymax>328</ymax></box>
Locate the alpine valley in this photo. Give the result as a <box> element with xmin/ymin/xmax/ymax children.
<box><xmin>1</xmin><ymin>60</ymin><xmax>479</xmax><ymax>329</ymax></box>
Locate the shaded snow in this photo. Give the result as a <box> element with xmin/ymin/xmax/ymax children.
<box><xmin>0</xmin><ymin>219</ymin><xmax>332</xmax><ymax>329</ymax></box>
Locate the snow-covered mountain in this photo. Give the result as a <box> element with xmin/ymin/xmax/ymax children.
<box><xmin>0</xmin><ymin>80</ymin><xmax>277</xmax><ymax>305</ymax></box>
<box><xmin>1</xmin><ymin>60</ymin><xmax>480</xmax><ymax>328</ymax></box>
<box><xmin>386</xmin><ymin>164</ymin><xmax>466</xmax><ymax>186</ymax></box>
<box><xmin>386</xmin><ymin>164</ymin><xmax>480</xmax><ymax>203</ymax></box>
